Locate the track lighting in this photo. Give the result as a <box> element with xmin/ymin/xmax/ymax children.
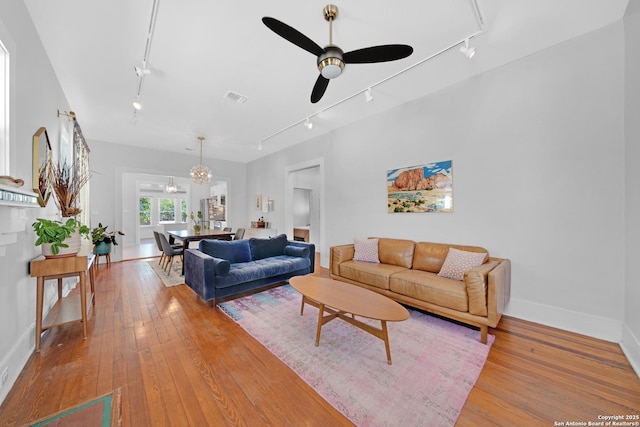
<box><xmin>305</xmin><ymin>118</ymin><xmax>313</xmax><ymax>130</ymax></box>
<box><xmin>365</xmin><ymin>88</ymin><xmax>374</xmax><ymax>102</ymax></box>
<box><xmin>459</xmin><ymin>38</ymin><xmax>476</xmax><ymax>59</ymax></box>
<box><xmin>134</xmin><ymin>66</ymin><xmax>151</xmax><ymax>77</ymax></box>
<box><xmin>257</xmin><ymin>141</ymin><xmax>263</xmax><ymax>150</ymax></box>
<box><xmin>132</xmin><ymin>96</ymin><xmax>142</xmax><ymax>110</ymax></box>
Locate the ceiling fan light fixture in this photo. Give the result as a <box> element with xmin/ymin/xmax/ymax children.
<box><xmin>318</xmin><ymin>46</ymin><xmax>345</xmax><ymax>79</ymax></box>
<box><xmin>459</xmin><ymin>38</ymin><xmax>476</xmax><ymax>59</ymax></box>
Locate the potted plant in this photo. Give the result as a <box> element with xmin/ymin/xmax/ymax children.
<box><xmin>32</xmin><ymin>217</ymin><xmax>90</xmax><ymax>258</ymax></box>
<box><xmin>190</xmin><ymin>211</ymin><xmax>202</xmax><ymax>234</ymax></box>
<box><xmin>91</xmin><ymin>223</ymin><xmax>125</xmax><ymax>255</ymax></box>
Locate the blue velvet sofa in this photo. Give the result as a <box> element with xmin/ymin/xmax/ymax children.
<box><xmin>184</xmin><ymin>234</ymin><xmax>315</xmax><ymax>304</ymax></box>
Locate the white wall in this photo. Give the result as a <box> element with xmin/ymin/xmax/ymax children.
<box><xmin>0</xmin><ymin>2</ymin><xmax>73</xmax><ymax>403</ymax></box>
<box><xmin>247</xmin><ymin>21</ymin><xmax>629</xmax><ymax>345</ymax></box>
<box><xmin>623</xmin><ymin>0</ymin><xmax>640</xmax><ymax>375</ymax></box>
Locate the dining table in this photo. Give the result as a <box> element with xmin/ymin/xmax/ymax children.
<box><xmin>167</xmin><ymin>229</ymin><xmax>234</xmax><ymax>274</ymax></box>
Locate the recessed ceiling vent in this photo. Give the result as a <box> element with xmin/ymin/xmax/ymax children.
<box><xmin>224</xmin><ymin>91</ymin><xmax>248</xmax><ymax>104</ymax></box>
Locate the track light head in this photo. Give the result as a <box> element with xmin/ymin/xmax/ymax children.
<box><xmin>459</xmin><ymin>38</ymin><xmax>476</xmax><ymax>59</ymax></box>
<box><xmin>257</xmin><ymin>141</ymin><xmax>263</xmax><ymax>151</ymax></box>
<box><xmin>305</xmin><ymin>118</ymin><xmax>313</xmax><ymax>130</ymax></box>
<box><xmin>365</xmin><ymin>88</ymin><xmax>374</xmax><ymax>102</ymax></box>
<box><xmin>134</xmin><ymin>66</ymin><xmax>151</xmax><ymax>77</ymax></box>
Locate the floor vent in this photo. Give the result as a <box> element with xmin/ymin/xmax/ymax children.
<box><xmin>224</xmin><ymin>91</ymin><xmax>248</xmax><ymax>104</ymax></box>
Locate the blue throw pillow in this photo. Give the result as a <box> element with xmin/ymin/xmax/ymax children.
<box><xmin>249</xmin><ymin>234</ymin><xmax>288</xmax><ymax>260</ymax></box>
<box><xmin>284</xmin><ymin>245</ymin><xmax>310</xmax><ymax>258</ymax></box>
<box><xmin>199</xmin><ymin>239</ymin><xmax>252</xmax><ymax>264</ymax></box>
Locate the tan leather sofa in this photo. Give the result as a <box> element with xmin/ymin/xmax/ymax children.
<box><xmin>330</xmin><ymin>238</ymin><xmax>511</xmax><ymax>343</ymax></box>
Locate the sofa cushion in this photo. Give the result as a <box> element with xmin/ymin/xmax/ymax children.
<box><xmin>377</xmin><ymin>238</ymin><xmax>415</xmax><ymax>268</ymax></box>
<box><xmin>214</xmin><ymin>255</ymin><xmax>311</xmax><ymax>289</ymax></box>
<box><xmin>413</xmin><ymin>242</ymin><xmax>488</xmax><ymax>274</ymax></box>
<box><xmin>249</xmin><ymin>234</ymin><xmax>288</xmax><ymax>260</ymax></box>
<box><xmin>199</xmin><ymin>239</ymin><xmax>252</xmax><ymax>264</ymax></box>
<box><xmin>339</xmin><ymin>260</ymin><xmax>408</xmax><ymax>290</ymax></box>
<box><xmin>284</xmin><ymin>244</ymin><xmax>310</xmax><ymax>258</ymax></box>
<box><xmin>390</xmin><ymin>269</ymin><xmax>468</xmax><ymax>312</ymax></box>
<box><xmin>437</xmin><ymin>248</ymin><xmax>487</xmax><ymax>281</ymax></box>
<box><xmin>353</xmin><ymin>238</ymin><xmax>380</xmax><ymax>263</ymax></box>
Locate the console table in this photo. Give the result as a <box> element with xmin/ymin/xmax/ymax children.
<box><xmin>29</xmin><ymin>245</ymin><xmax>96</xmax><ymax>352</ymax></box>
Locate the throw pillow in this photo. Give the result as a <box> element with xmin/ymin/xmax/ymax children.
<box><xmin>199</xmin><ymin>239</ymin><xmax>252</xmax><ymax>264</ymax></box>
<box><xmin>437</xmin><ymin>248</ymin><xmax>486</xmax><ymax>281</ymax></box>
<box><xmin>353</xmin><ymin>238</ymin><xmax>380</xmax><ymax>263</ymax></box>
<box><xmin>249</xmin><ymin>234</ymin><xmax>289</xmax><ymax>260</ymax></box>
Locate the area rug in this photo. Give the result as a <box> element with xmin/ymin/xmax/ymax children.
<box><xmin>218</xmin><ymin>284</ymin><xmax>494</xmax><ymax>427</ymax></box>
<box><xmin>23</xmin><ymin>388</ymin><xmax>121</xmax><ymax>426</ymax></box>
<box><xmin>147</xmin><ymin>258</ymin><xmax>184</xmax><ymax>287</ymax></box>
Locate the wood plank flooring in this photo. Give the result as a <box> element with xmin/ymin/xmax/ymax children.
<box><xmin>0</xmin><ymin>258</ymin><xmax>638</xmax><ymax>426</ymax></box>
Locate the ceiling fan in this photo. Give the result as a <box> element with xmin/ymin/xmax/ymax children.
<box><xmin>262</xmin><ymin>4</ymin><xmax>413</xmax><ymax>103</ymax></box>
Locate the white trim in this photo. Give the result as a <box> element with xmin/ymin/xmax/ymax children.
<box><xmin>0</xmin><ymin>38</ymin><xmax>10</xmax><ymax>175</ymax></box>
<box><xmin>621</xmin><ymin>324</ymin><xmax>640</xmax><ymax>379</ymax></box>
<box><xmin>505</xmin><ymin>297</ymin><xmax>623</xmax><ymax>343</ymax></box>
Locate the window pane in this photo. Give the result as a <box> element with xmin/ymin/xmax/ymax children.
<box><xmin>139</xmin><ymin>197</ymin><xmax>151</xmax><ymax>225</ymax></box>
<box><xmin>159</xmin><ymin>198</ymin><xmax>175</xmax><ymax>222</ymax></box>
<box><xmin>180</xmin><ymin>199</ymin><xmax>187</xmax><ymax>222</ymax></box>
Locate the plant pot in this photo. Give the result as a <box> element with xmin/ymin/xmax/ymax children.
<box><xmin>94</xmin><ymin>241</ymin><xmax>112</xmax><ymax>255</ymax></box>
<box><xmin>193</xmin><ymin>226</ymin><xmax>201</xmax><ymax>234</ymax></box>
<box><xmin>42</xmin><ymin>230</ymin><xmax>81</xmax><ymax>259</ymax></box>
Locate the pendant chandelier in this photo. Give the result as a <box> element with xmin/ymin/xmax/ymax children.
<box><xmin>165</xmin><ymin>176</ymin><xmax>177</xmax><ymax>193</ymax></box>
<box><xmin>190</xmin><ymin>136</ymin><xmax>212</xmax><ymax>184</ymax></box>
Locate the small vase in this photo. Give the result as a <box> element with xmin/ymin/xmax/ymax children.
<box><xmin>193</xmin><ymin>226</ymin><xmax>201</xmax><ymax>234</ymax></box>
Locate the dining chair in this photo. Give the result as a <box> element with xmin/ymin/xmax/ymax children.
<box><xmin>153</xmin><ymin>231</ymin><xmax>181</xmax><ymax>269</ymax></box>
<box><xmin>223</xmin><ymin>227</ymin><xmax>232</xmax><ymax>232</ymax></box>
<box><xmin>157</xmin><ymin>232</ymin><xmax>184</xmax><ymax>275</ymax></box>
<box><xmin>233</xmin><ymin>227</ymin><xmax>245</xmax><ymax>240</ymax></box>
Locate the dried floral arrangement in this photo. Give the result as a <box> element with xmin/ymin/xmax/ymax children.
<box><xmin>51</xmin><ymin>160</ymin><xmax>90</xmax><ymax>217</ymax></box>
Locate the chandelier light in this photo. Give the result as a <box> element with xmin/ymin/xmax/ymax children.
<box><xmin>190</xmin><ymin>136</ymin><xmax>213</xmax><ymax>184</ymax></box>
<box><xmin>165</xmin><ymin>176</ymin><xmax>177</xmax><ymax>193</ymax></box>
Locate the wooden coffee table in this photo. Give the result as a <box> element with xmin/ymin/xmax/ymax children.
<box><xmin>289</xmin><ymin>276</ymin><xmax>409</xmax><ymax>365</ymax></box>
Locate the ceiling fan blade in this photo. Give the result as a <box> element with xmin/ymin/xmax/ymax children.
<box><xmin>311</xmin><ymin>75</ymin><xmax>330</xmax><ymax>103</ymax></box>
<box><xmin>262</xmin><ymin>17</ymin><xmax>325</xmax><ymax>57</ymax></box>
<box><xmin>343</xmin><ymin>44</ymin><xmax>413</xmax><ymax>64</ymax></box>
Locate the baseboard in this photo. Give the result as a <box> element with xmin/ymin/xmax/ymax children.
<box><xmin>621</xmin><ymin>324</ymin><xmax>640</xmax><ymax>379</ymax></box>
<box><xmin>0</xmin><ymin>323</ymin><xmax>35</xmax><ymax>405</ymax></box>
<box><xmin>505</xmin><ymin>297</ymin><xmax>623</xmax><ymax>342</ymax></box>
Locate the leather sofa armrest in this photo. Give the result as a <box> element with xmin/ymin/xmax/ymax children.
<box><xmin>330</xmin><ymin>244</ymin><xmax>354</xmax><ymax>276</ymax></box>
<box><xmin>464</xmin><ymin>260</ymin><xmax>500</xmax><ymax>316</ymax></box>
<box><xmin>487</xmin><ymin>258</ymin><xmax>511</xmax><ymax>327</ymax></box>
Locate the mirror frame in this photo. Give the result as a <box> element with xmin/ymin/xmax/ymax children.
<box><xmin>32</xmin><ymin>127</ymin><xmax>52</xmax><ymax>207</ymax></box>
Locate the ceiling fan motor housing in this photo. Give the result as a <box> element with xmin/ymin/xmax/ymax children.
<box><xmin>317</xmin><ymin>46</ymin><xmax>345</xmax><ymax>79</ymax></box>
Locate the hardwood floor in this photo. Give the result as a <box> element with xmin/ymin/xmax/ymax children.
<box><xmin>0</xmin><ymin>259</ymin><xmax>638</xmax><ymax>426</ymax></box>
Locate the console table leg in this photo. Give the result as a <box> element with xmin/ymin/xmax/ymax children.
<box><xmin>35</xmin><ymin>277</ymin><xmax>44</xmax><ymax>352</ymax></box>
<box><xmin>79</xmin><ymin>272</ymin><xmax>87</xmax><ymax>339</ymax></box>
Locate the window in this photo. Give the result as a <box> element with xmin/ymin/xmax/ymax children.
<box><xmin>139</xmin><ymin>197</ymin><xmax>151</xmax><ymax>226</ymax></box>
<box><xmin>0</xmin><ymin>39</ymin><xmax>9</xmax><ymax>175</ymax></box>
<box><xmin>180</xmin><ymin>199</ymin><xmax>187</xmax><ymax>222</ymax></box>
<box><xmin>159</xmin><ymin>198</ymin><xmax>176</xmax><ymax>222</ymax></box>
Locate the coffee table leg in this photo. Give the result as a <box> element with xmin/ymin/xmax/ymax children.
<box><xmin>381</xmin><ymin>320</ymin><xmax>392</xmax><ymax>365</ymax></box>
<box><xmin>315</xmin><ymin>304</ymin><xmax>325</xmax><ymax>346</ymax></box>
<box><xmin>300</xmin><ymin>296</ymin><xmax>305</xmax><ymax>315</ymax></box>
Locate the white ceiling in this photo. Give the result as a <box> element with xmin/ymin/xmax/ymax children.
<box><xmin>24</xmin><ymin>0</ymin><xmax>628</xmax><ymax>163</ymax></box>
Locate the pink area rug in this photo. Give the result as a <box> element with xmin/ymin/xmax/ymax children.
<box><xmin>218</xmin><ymin>284</ymin><xmax>494</xmax><ymax>426</ymax></box>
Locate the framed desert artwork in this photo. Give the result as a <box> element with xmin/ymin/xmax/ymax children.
<box><xmin>387</xmin><ymin>160</ymin><xmax>453</xmax><ymax>213</ymax></box>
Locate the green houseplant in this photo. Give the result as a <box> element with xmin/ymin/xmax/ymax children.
<box><xmin>32</xmin><ymin>217</ymin><xmax>90</xmax><ymax>257</ymax></box>
<box><xmin>91</xmin><ymin>223</ymin><xmax>125</xmax><ymax>255</ymax></box>
<box><xmin>190</xmin><ymin>211</ymin><xmax>202</xmax><ymax>234</ymax></box>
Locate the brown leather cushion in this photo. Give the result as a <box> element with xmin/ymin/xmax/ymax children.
<box><xmin>390</xmin><ymin>269</ymin><xmax>468</xmax><ymax>312</ymax></box>
<box><xmin>339</xmin><ymin>260</ymin><xmax>408</xmax><ymax>290</ymax></box>
<box><xmin>413</xmin><ymin>242</ymin><xmax>488</xmax><ymax>273</ymax></box>
<box><xmin>376</xmin><ymin>238</ymin><xmax>415</xmax><ymax>268</ymax></box>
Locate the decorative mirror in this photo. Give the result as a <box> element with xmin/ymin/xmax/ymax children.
<box><xmin>32</xmin><ymin>127</ymin><xmax>52</xmax><ymax>207</ymax></box>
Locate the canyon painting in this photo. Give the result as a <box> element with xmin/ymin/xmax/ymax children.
<box><xmin>387</xmin><ymin>160</ymin><xmax>453</xmax><ymax>213</ymax></box>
